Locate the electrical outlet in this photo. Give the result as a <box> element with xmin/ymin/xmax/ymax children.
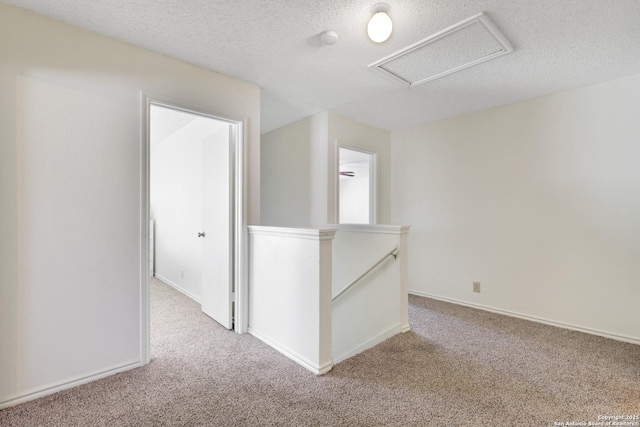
<box><xmin>473</xmin><ymin>282</ymin><xmax>481</xmax><ymax>293</ymax></box>
<box><xmin>181</xmin><ymin>270</ymin><xmax>184</xmax><ymax>279</ymax></box>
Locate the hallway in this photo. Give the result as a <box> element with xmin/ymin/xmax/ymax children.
<box><xmin>1</xmin><ymin>278</ymin><xmax>637</xmax><ymax>426</ymax></box>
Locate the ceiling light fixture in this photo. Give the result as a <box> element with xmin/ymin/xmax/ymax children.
<box><xmin>367</xmin><ymin>3</ymin><xmax>392</xmax><ymax>43</ymax></box>
<box><xmin>321</xmin><ymin>30</ymin><xmax>340</xmax><ymax>46</ymax></box>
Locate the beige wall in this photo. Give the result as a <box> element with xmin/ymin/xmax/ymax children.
<box><xmin>328</xmin><ymin>112</ymin><xmax>392</xmax><ymax>225</ymax></box>
<box><xmin>260</xmin><ymin>117</ymin><xmax>313</xmax><ymax>227</ymax></box>
<box><xmin>391</xmin><ymin>73</ymin><xmax>640</xmax><ymax>342</ymax></box>
<box><xmin>261</xmin><ymin>111</ymin><xmax>391</xmax><ymax>227</ymax></box>
<box><xmin>0</xmin><ymin>3</ymin><xmax>260</xmax><ymax>407</ymax></box>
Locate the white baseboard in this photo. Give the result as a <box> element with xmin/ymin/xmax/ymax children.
<box><xmin>247</xmin><ymin>327</ymin><xmax>333</xmax><ymax>375</ymax></box>
<box><xmin>333</xmin><ymin>323</ymin><xmax>403</xmax><ymax>364</ymax></box>
<box><xmin>0</xmin><ymin>359</ymin><xmax>141</xmax><ymax>410</ymax></box>
<box><xmin>154</xmin><ymin>274</ymin><xmax>202</xmax><ymax>304</ymax></box>
<box><xmin>409</xmin><ymin>290</ymin><xmax>640</xmax><ymax>346</ymax></box>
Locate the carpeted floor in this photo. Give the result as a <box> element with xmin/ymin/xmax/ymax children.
<box><xmin>1</xmin><ymin>277</ymin><xmax>638</xmax><ymax>426</ymax></box>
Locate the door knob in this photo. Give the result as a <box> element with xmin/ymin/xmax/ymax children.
<box><xmin>198</xmin><ymin>232</ymin><xmax>206</xmax><ymax>238</ymax></box>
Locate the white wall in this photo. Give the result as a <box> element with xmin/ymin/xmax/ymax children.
<box><xmin>261</xmin><ymin>111</ymin><xmax>390</xmax><ymax>226</ymax></box>
<box><xmin>0</xmin><ymin>3</ymin><xmax>260</xmax><ymax>408</ymax></box>
<box><xmin>339</xmin><ymin>177</ymin><xmax>369</xmax><ymax>223</ymax></box>
<box><xmin>248</xmin><ymin>226</ymin><xmax>335</xmax><ymax>374</ymax></box>
<box><xmin>332</xmin><ymin>225</ymin><xmax>410</xmax><ymax>363</ymax></box>
<box><xmin>150</xmin><ymin>116</ymin><xmax>229</xmax><ymax>302</ymax></box>
<box><xmin>391</xmin><ymin>73</ymin><xmax>640</xmax><ymax>343</ymax></box>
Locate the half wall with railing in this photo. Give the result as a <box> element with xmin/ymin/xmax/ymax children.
<box><xmin>247</xmin><ymin>224</ymin><xmax>410</xmax><ymax>374</ymax></box>
<box><xmin>331</xmin><ymin>224</ymin><xmax>410</xmax><ymax>364</ymax></box>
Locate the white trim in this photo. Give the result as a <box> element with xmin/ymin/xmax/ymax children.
<box><xmin>247</xmin><ymin>328</ymin><xmax>333</xmax><ymax>375</ymax></box>
<box><xmin>154</xmin><ymin>274</ymin><xmax>202</xmax><ymax>304</ymax></box>
<box><xmin>335</xmin><ymin>224</ymin><xmax>411</xmax><ymax>234</ymax></box>
<box><xmin>139</xmin><ymin>93</ymin><xmax>151</xmax><ymax>365</ymax></box>
<box><xmin>248</xmin><ymin>226</ymin><xmax>337</xmax><ymax>241</ymax></box>
<box><xmin>234</xmin><ymin>119</ymin><xmax>249</xmax><ymax>334</ymax></box>
<box><xmin>409</xmin><ymin>290</ymin><xmax>640</xmax><ymax>346</ymax></box>
<box><xmin>333</xmin><ymin>323</ymin><xmax>402</xmax><ymax>364</ymax></box>
<box><xmin>331</xmin><ymin>138</ymin><xmax>339</xmax><ymax>224</ymax></box>
<box><xmin>0</xmin><ymin>360</ymin><xmax>140</xmax><ymax>410</ymax></box>
<box><xmin>140</xmin><ymin>91</ymin><xmax>249</xmax><ymax>348</ymax></box>
<box><xmin>369</xmin><ymin>151</ymin><xmax>378</xmax><ymax>225</ymax></box>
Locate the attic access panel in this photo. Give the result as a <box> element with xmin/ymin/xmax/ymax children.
<box><xmin>369</xmin><ymin>13</ymin><xmax>513</xmax><ymax>88</ymax></box>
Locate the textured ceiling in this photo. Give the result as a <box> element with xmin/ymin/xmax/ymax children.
<box><xmin>5</xmin><ymin>0</ymin><xmax>640</xmax><ymax>134</ymax></box>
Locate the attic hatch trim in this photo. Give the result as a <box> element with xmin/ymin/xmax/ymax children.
<box><xmin>368</xmin><ymin>12</ymin><xmax>514</xmax><ymax>88</ymax></box>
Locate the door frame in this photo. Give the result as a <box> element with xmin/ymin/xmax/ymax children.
<box><xmin>139</xmin><ymin>92</ymin><xmax>249</xmax><ymax>364</ymax></box>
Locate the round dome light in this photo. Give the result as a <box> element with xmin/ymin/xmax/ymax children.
<box><xmin>367</xmin><ymin>4</ymin><xmax>392</xmax><ymax>43</ymax></box>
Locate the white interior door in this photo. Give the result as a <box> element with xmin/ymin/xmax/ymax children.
<box><xmin>200</xmin><ymin>126</ymin><xmax>233</xmax><ymax>329</ymax></box>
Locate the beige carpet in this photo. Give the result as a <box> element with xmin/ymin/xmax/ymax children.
<box><xmin>1</xmin><ymin>278</ymin><xmax>638</xmax><ymax>426</ymax></box>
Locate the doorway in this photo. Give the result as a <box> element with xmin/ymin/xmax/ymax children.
<box><xmin>140</xmin><ymin>94</ymin><xmax>247</xmax><ymax>364</ymax></box>
<box><xmin>338</xmin><ymin>146</ymin><xmax>377</xmax><ymax>224</ymax></box>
